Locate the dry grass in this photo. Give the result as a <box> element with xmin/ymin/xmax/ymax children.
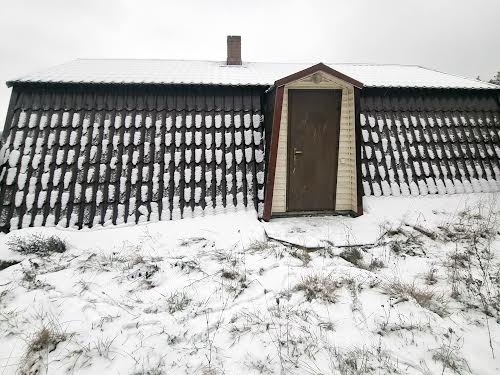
<box><xmin>381</xmin><ymin>222</ymin><xmax>426</xmax><ymax>257</ymax></box>
<box><xmin>179</xmin><ymin>237</ymin><xmax>207</xmax><ymax>247</ymax></box>
<box><xmin>221</xmin><ymin>268</ymin><xmax>249</xmax><ymax>298</ymax></box>
<box><xmin>289</xmin><ymin>248</ymin><xmax>312</xmax><ymax>265</ymax></box>
<box><xmin>94</xmin><ymin>335</ymin><xmax>117</xmax><ymax>358</ymax></box>
<box><xmin>247</xmin><ymin>240</ymin><xmax>275</xmax><ymax>252</ymax></box>
<box><xmin>443</xmin><ymin>201</ymin><xmax>500</xmax><ymax>326</ymax></box>
<box><xmin>334</xmin><ymin>347</ymin><xmax>375</xmax><ymax>374</ymax></box>
<box><xmin>383</xmin><ymin>279</ymin><xmax>448</xmax><ymax>317</ymax></box>
<box><xmin>19</xmin><ymin>314</ymin><xmax>69</xmax><ymax>373</ymax></box>
<box><xmin>171</xmin><ymin>257</ymin><xmax>202</xmax><ymax>273</ymax></box>
<box><xmin>368</xmin><ymin>258</ymin><xmax>385</xmax><ymax>271</ymax></box>
<box><xmin>166</xmin><ymin>291</ymin><xmax>191</xmax><ymax>314</ymax></box>
<box><xmin>424</xmin><ymin>265</ymin><xmax>439</xmax><ymax>285</ymax></box>
<box><xmin>295</xmin><ymin>274</ymin><xmax>340</xmax><ymax>303</ymax></box>
<box><xmin>20</xmin><ymin>263</ymin><xmax>52</xmax><ymax>290</ymax></box>
<box><xmin>339</xmin><ymin>247</ymin><xmax>363</xmax><ymax>266</ymax></box>
<box><xmin>131</xmin><ymin>359</ymin><xmax>166</xmax><ymax>375</ymax></box>
<box><xmin>244</xmin><ymin>355</ymin><xmax>274</xmax><ymax>374</ymax></box>
<box><xmin>431</xmin><ymin>329</ymin><xmax>470</xmax><ymax>375</ymax></box>
<box><xmin>432</xmin><ymin>349</ymin><xmax>469</xmax><ymax>375</ymax></box>
<box><xmin>79</xmin><ymin>252</ymin><xmax>161</xmax><ymax>289</ymax></box>
<box><xmin>8</xmin><ymin>234</ymin><xmax>67</xmax><ymax>256</ymax></box>
<box><xmin>327</xmin><ymin>344</ymin><xmax>403</xmax><ymax>375</ymax></box>
<box><xmin>27</xmin><ymin>326</ymin><xmax>66</xmax><ymax>353</ymax></box>
<box><xmin>221</xmin><ymin>269</ymin><xmax>240</xmax><ymax>280</ymax></box>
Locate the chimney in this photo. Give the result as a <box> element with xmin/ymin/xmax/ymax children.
<box><xmin>227</xmin><ymin>35</ymin><xmax>242</xmax><ymax>65</ymax></box>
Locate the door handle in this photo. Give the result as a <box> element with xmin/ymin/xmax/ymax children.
<box><xmin>293</xmin><ymin>149</ymin><xmax>303</xmax><ymax>173</ymax></box>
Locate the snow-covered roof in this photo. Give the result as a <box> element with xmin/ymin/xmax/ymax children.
<box><xmin>8</xmin><ymin>59</ymin><xmax>499</xmax><ymax>89</ymax></box>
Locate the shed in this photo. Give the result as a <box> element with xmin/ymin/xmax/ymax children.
<box><xmin>0</xmin><ymin>36</ymin><xmax>499</xmax><ymax>232</ymax></box>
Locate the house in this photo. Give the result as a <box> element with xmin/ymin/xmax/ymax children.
<box><xmin>0</xmin><ymin>36</ymin><xmax>499</xmax><ymax>232</ymax></box>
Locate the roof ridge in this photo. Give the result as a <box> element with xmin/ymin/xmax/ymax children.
<box><xmin>75</xmin><ymin>57</ymin><xmax>226</xmax><ymax>63</ymax></box>
<box><xmin>74</xmin><ymin>58</ymin><xmax>424</xmax><ymax>68</ymax></box>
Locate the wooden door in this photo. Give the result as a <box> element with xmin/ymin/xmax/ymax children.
<box><xmin>287</xmin><ymin>89</ymin><xmax>342</xmax><ymax>211</ymax></box>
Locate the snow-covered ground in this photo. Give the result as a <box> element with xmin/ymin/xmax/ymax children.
<box><xmin>1</xmin><ymin>194</ymin><xmax>500</xmax><ymax>374</ymax></box>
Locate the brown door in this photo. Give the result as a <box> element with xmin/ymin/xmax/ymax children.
<box><xmin>287</xmin><ymin>89</ymin><xmax>342</xmax><ymax>211</ymax></box>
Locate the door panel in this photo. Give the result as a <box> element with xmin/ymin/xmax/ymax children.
<box><xmin>287</xmin><ymin>89</ymin><xmax>342</xmax><ymax>211</ymax></box>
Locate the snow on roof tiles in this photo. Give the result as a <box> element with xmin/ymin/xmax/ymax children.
<box><xmin>8</xmin><ymin>59</ymin><xmax>499</xmax><ymax>89</ymax></box>
<box><xmin>359</xmin><ymin>91</ymin><xmax>500</xmax><ymax>197</ymax></box>
<box><xmin>0</xmin><ymin>85</ymin><xmax>266</xmax><ymax>231</ymax></box>
<box><xmin>1</xmin><ymin>84</ymin><xmax>499</xmax><ymax>231</ymax></box>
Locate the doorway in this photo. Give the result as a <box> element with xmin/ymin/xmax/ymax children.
<box><xmin>287</xmin><ymin>89</ymin><xmax>342</xmax><ymax>212</ymax></box>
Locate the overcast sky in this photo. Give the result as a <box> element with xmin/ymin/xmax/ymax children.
<box><xmin>1</xmin><ymin>0</ymin><xmax>499</xmax><ymax>131</ymax></box>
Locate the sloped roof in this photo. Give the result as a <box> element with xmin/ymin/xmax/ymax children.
<box><xmin>8</xmin><ymin>59</ymin><xmax>499</xmax><ymax>89</ymax></box>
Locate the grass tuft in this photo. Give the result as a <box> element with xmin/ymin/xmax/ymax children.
<box><xmin>20</xmin><ymin>314</ymin><xmax>69</xmax><ymax>373</ymax></box>
<box><xmin>383</xmin><ymin>279</ymin><xmax>448</xmax><ymax>316</ymax></box>
<box><xmin>368</xmin><ymin>258</ymin><xmax>385</xmax><ymax>271</ymax></box>
<box><xmin>339</xmin><ymin>247</ymin><xmax>363</xmax><ymax>266</ymax></box>
<box><xmin>247</xmin><ymin>240</ymin><xmax>274</xmax><ymax>252</ymax></box>
<box><xmin>295</xmin><ymin>274</ymin><xmax>340</xmax><ymax>303</ymax></box>
<box><xmin>8</xmin><ymin>234</ymin><xmax>67</xmax><ymax>256</ymax></box>
<box><xmin>166</xmin><ymin>291</ymin><xmax>191</xmax><ymax>314</ymax></box>
<box><xmin>27</xmin><ymin>326</ymin><xmax>65</xmax><ymax>353</ymax></box>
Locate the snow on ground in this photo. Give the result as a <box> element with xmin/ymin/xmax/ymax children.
<box><xmin>0</xmin><ymin>194</ymin><xmax>500</xmax><ymax>374</ymax></box>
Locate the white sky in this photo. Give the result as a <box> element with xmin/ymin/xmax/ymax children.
<box><xmin>1</xmin><ymin>0</ymin><xmax>499</xmax><ymax>131</ymax></box>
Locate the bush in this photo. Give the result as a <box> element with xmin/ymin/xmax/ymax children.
<box><xmin>8</xmin><ymin>234</ymin><xmax>67</xmax><ymax>256</ymax></box>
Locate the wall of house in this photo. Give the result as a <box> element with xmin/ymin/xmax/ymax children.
<box><xmin>271</xmin><ymin>71</ymin><xmax>358</xmax><ymax>214</ymax></box>
<box><xmin>359</xmin><ymin>88</ymin><xmax>500</xmax><ymax>197</ymax></box>
<box><xmin>0</xmin><ymin>84</ymin><xmax>267</xmax><ymax>231</ymax></box>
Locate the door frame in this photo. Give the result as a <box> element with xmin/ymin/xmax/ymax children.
<box><xmin>286</xmin><ymin>88</ymin><xmax>342</xmax><ymax>213</ymax></box>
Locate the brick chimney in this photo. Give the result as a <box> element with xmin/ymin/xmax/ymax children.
<box><xmin>227</xmin><ymin>35</ymin><xmax>242</xmax><ymax>65</ymax></box>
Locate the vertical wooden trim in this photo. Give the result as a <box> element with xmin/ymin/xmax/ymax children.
<box><xmin>286</xmin><ymin>89</ymin><xmax>292</xmax><ymax>211</ymax></box>
<box><xmin>262</xmin><ymin>85</ymin><xmax>284</xmax><ymax>221</ymax></box>
<box><xmin>354</xmin><ymin>87</ymin><xmax>364</xmax><ymax>216</ymax></box>
<box><xmin>333</xmin><ymin>90</ymin><xmax>342</xmax><ymax>210</ymax></box>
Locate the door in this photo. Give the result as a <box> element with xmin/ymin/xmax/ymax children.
<box><xmin>287</xmin><ymin>89</ymin><xmax>342</xmax><ymax>211</ymax></box>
